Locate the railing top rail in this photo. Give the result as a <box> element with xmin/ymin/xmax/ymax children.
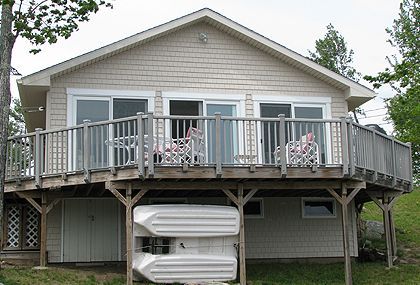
<box><xmin>8</xmin><ymin>132</ymin><xmax>36</xmax><ymax>140</ymax></box>
<box><xmin>6</xmin><ymin>114</ymin><xmax>410</xmax><ymax>149</ymax></box>
<box><xmin>352</xmin><ymin>121</ymin><xmax>411</xmax><ymax>147</ymax></box>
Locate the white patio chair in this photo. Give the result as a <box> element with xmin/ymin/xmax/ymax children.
<box><xmin>274</xmin><ymin>132</ymin><xmax>319</xmax><ymax>165</ymax></box>
<box><xmin>164</xmin><ymin>127</ymin><xmax>206</xmax><ymax>164</ymax></box>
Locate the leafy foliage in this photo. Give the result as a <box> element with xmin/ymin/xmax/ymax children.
<box><xmin>309</xmin><ymin>24</ymin><xmax>363</xmax><ymax>121</ymax></box>
<box><xmin>1</xmin><ymin>0</ymin><xmax>113</xmax><ymax>54</ymax></box>
<box><xmin>364</xmin><ymin>0</ymin><xmax>419</xmax><ymax>183</ymax></box>
<box><xmin>8</xmin><ymin>97</ymin><xmax>25</xmax><ymax>136</ymax></box>
<box><xmin>309</xmin><ymin>24</ymin><xmax>361</xmax><ymax>81</ymax></box>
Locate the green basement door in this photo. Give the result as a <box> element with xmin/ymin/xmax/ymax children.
<box><xmin>63</xmin><ymin>199</ymin><xmax>120</xmax><ymax>262</ymax></box>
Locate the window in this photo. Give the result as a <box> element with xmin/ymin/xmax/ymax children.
<box><xmin>244</xmin><ymin>199</ymin><xmax>264</xmax><ymax>218</ymax></box>
<box><xmin>302</xmin><ymin>198</ymin><xmax>336</xmax><ymax>218</ymax></box>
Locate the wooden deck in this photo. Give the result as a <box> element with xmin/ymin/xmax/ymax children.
<box><xmin>4</xmin><ymin>114</ymin><xmax>413</xmax><ymax>193</ymax></box>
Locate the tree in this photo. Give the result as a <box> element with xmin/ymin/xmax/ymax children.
<box><xmin>9</xmin><ymin>97</ymin><xmax>25</xmax><ymax>136</ymax></box>
<box><xmin>308</xmin><ymin>24</ymin><xmax>363</xmax><ymax>122</ymax></box>
<box><xmin>364</xmin><ymin>0</ymin><xmax>419</xmax><ymax>183</ymax></box>
<box><xmin>0</xmin><ymin>0</ymin><xmax>112</xmax><ymax>249</ymax></box>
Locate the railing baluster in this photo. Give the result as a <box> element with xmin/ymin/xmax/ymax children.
<box><xmin>147</xmin><ymin>112</ymin><xmax>154</xmax><ymax>176</ymax></box>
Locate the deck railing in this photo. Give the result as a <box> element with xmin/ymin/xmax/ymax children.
<box><xmin>6</xmin><ymin>114</ymin><xmax>412</xmax><ymax>187</ymax></box>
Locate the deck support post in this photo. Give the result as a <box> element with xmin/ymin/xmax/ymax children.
<box><xmin>126</xmin><ymin>184</ymin><xmax>133</xmax><ymax>285</ymax></box>
<box><xmin>40</xmin><ymin>192</ymin><xmax>47</xmax><ymax>267</ymax></box>
<box><xmin>222</xmin><ymin>185</ymin><xmax>258</xmax><ymax>285</ymax></box>
<box><xmin>326</xmin><ymin>183</ymin><xmax>364</xmax><ymax>285</ymax></box>
<box><xmin>340</xmin><ymin>184</ymin><xmax>352</xmax><ymax>285</ymax></box>
<box><xmin>106</xmin><ymin>182</ymin><xmax>148</xmax><ymax>285</ymax></box>
<box><xmin>366</xmin><ymin>191</ymin><xmax>401</xmax><ymax>268</ymax></box>
<box><xmin>15</xmin><ymin>191</ymin><xmax>62</xmax><ymax>267</ymax></box>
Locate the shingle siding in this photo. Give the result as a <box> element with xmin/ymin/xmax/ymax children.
<box><xmin>47</xmin><ymin>22</ymin><xmax>346</xmax><ymax>129</ymax></box>
<box><xmin>46</xmin><ymin>201</ymin><xmax>62</xmax><ymax>263</ymax></box>
<box><xmin>245</xmin><ymin>197</ymin><xmax>358</xmax><ymax>258</ymax></box>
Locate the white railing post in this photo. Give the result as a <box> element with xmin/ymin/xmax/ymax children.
<box><xmin>391</xmin><ymin>137</ymin><xmax>397</xmax><ymax>187</ymax></box>
<box><xmin>278</xmin><ymin>114</ymin><xmax>287</xmax><ymax>177</ymax></box>
<box><xmin>407</xmin><ymin>142</ymin><xmax>413</xmax><ymax>191</ymax></box>
<box><xmin>372</xmin><ymin>129</ymin><xmax>378</xmax><ymax>182</ymax></box>
<box><xmin>215</xmin><ymin>112</ymin><xmax>222</xmax><ymax>177</ymax></box>
<box><xmin>147</xmin><ymin>112</ymin><xmax>154</xmax><ymax>177</ymax></box>
<box><xmin>346</xmin><ymin>117</ymin><xmax>355</xmax><ymax>177</ymax></box>
<box><xmin>35</xmin><ymin>128</ymin><xmax>43</xmax><ymax>188</ymax></box>
<box><xmin>83</xmin><ymin>119</ymin><xmax>91</xmax><ymax>183</ymax></box>
<box><xmin>137</xmin><ymin>112</ymin><xmax>145</xmax><ymax>179</ymax></box>
<box><xmin>340</xmin><ymin>117</ymin><xmax>349</xmax><ymax>176</ymax></box>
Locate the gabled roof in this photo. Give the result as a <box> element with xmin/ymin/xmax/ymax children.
<box><xmin>18</xmin><ymin>8</ymin><xmax>375</xmax><ymax>125</ymax></box>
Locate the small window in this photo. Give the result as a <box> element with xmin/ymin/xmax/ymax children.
<box><xmin>243</xmin><ymin>198</ymin><xmax>264</xmax><ymax>218</ymax></box>
<box><xmin>302</xmin><ymin>198</ymin><xmax>336</xmax><ymax>218</ymax></box>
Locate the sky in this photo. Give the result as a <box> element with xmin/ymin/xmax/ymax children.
<box><xmin>10</xmin><ymin>0</ymin><xmax>402</xmax><ymax>134</ymax></box>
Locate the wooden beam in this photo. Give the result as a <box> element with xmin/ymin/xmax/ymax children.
<box><xmin>85</xmin><ymin>184</ymin><xmax>94</xmax><ymax>197</ymax></box>
<box><xmin>389</xmin><ymin>208</ymin><xmax>398</xmax><ymax>257</ymax></box>
<box><xmin>325</xmin><ymin>187</ymin><xmax>343</xmax><ymax>205</ymax></box>
<box><xmin>222</xmin><ymin>189</ymin><xmax>239</xmax><ymax>206</ymax></box>
<box><xmin>40</xmin><ymin>192</ymin><xmax>47</xmax><ymax>267</ymax></box>
<box><xmin>46</xmin><ymin>199</ymin><xmax>61</xmax><ymax>214</ymax></box>
<box><xmin>131</xmin><ymin>189</ymin><xmax>148</xmax><ymax>207</ymax></box>
<box><xmin>345</xmin><ymin>187</ymin><xmax>362</xmax><ymax>205</ymax></box>
<box><xmin>388</xmin><ymin>193</ymin><xmax>402</xmax><ymax>209</ymax></box>
<box><xmin>106</xmin><ymin>182</ymin><xmax>127</xmax><ymax>206</ymax></box>
<box><xmin>111</xmin><ymin>180</ymin><xmax>344</xmax><ymax>192</ymax></box>
<box><xmin>243</xmin><ymin>189</ymin><xmax>258</xmax><ymax>205</ymax></box>
<box><xmin>340</xmin><ymin>185</ymin><xmax>352</xmax><ymax>285</ymax></box>
<box><xmin>366</xmin><ymin>192</ymin><xmax>385</xmax><ymax>211</ymax></box>
<box><xmin>383</xmin><ymin>201</ymin><xmax>393</xmax><ymax>268</ymax></box>
<box><xmin>126</xmin><ymin>184</ymin><xmax>133</xmax><ymax>285</ymax></box>
<box><xmin>15</xmin><ymin>192</ymin><xmax>41</xmax><ymax>213</ymax></box>
<box><xmin>238</xmin><ymin>184</ymin><xmax>246</xmax><ymax>285</ymax></box>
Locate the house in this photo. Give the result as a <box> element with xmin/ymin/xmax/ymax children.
<box><xmin>3</xmin><ymin>8</ymin><xmax>412</xmax><ymax>285</ymax></box>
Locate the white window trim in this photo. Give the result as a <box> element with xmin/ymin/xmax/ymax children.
<box><xmin>162</xmin><ymin>92</ymin><xmax>246</xmax><ymax>117</ymax></box>
<box><xmin>67</xmin><ymin>88</ymin><xmax>155</xmax><ymax>126</ymax></box>
<box><xmin>253</xmin><ymin>98</ymin><xmax>332</xmax><ymax>119</ymax></box>
<box><xmin>301</xmin><ymin>197</ymin><xmax>337</xmax><ymax>219</ymax></box>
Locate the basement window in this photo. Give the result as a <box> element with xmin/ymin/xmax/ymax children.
<box><xmin>244</xmin><ymin>199</ymin><xmax>264</xmax><ymax>218</ymax></box>
<box><xmin>302</xmin><ymin>198</ymin><xmax>336</xmax><ymax>218</ymax></box>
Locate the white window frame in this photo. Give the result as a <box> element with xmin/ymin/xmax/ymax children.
<box><xmin>253</xmin><ymin>95</ymin><xmax>332</xmax><ymax>164</ymax></box>
<box><xmin>67</xmin><ymin>89</ymin><xmax>155</xmax><ymax>170</ymax></box>
<box><xmin>301</xmin><ymin>197</ymin><xmax>337</xmax><ymax>219</ymax></box>
<box><xmin>162</xmin><ymin>92</ymin><xmax>246</xmax><ymax>161</ymax></box>
<box><xmin>67</xmin><ymin>88</ymin><xmax>155</xmax><ymax>126</ymax></box>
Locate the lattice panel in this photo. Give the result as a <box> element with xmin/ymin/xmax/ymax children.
<box><xmin>6</xmin><ymin>206</ymin><xmax>21</xmax><ymax>248</ymax></box>
<box><xmin>24</xmin><ymin>206</ymin><xmax>39</xmax><ymax>248</ymax></box>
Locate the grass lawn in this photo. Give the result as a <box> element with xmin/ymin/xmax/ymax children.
<box><xmin>1</xmin><ymin>189</ymin><xmax>418</xmax><ymax>284</ymax></box>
